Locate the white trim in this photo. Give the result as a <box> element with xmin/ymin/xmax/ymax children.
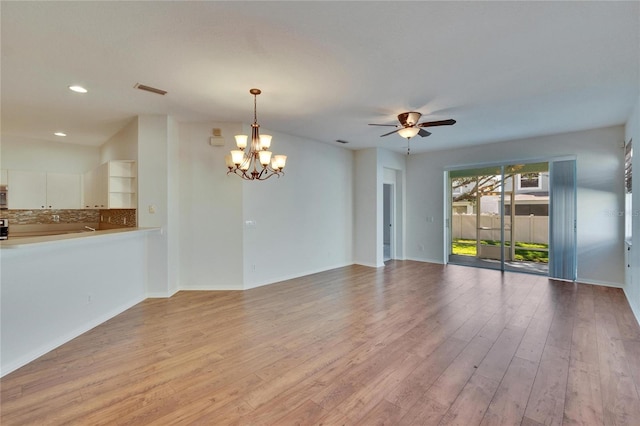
<box><xmin>244</xmin><ymin>262</ymin><xmax>356</xmax><ymax>290</ymax></box>
<box><xmin>405</xmin><ymin>256</ymin><xmax>445</xmax><ymax>265</ymax></box>
<box><xmin>444</xmin><ymin>154</ymin><xmax>577</xmax><ymax>173</ymax></box>
<box><xmin>147</xmin><ymin>288</ymin><xmax>180</xmax><ymax>298</ymax></box>
<box><xmin>575</xmin><ymin>278</ymin><xmax>623</xmax><ymax>288</ymax></box>
<box><xmin>623</xmin><ymin>287</ymin><xmax>640</xmax><ymax>327</ymax></box>
<box><xmin>517</xmin><ymin>172</ymin><xmax>543</xmax><ymax>190</ymax></box>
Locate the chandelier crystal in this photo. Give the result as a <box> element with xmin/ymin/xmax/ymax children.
<box><xmin>225</xmin><ymin>88</ymin><xmax>287</xmax><ymax>180</ymax></box>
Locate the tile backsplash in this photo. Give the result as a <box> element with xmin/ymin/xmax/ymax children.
<box><xmin>1</xmin><ymin>209</ymin><xmax>136</xmax><ymax>227</ymax></box>
<box><xmin>1</xmin><ymin>209</ymin><xmax>100</xmax><ymax>225</ymax></box>
<box><xmin>99</xmin><ymin>209</ymin><xmax>136</xmax><ymax>228</ymax></box>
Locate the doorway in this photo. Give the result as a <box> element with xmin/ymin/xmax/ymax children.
<box><xmin>383</xmin><ymin>183</ymin><xmax>394</xmax><ymax>261</ymax></box>
<box><xmin>448</xmin><ymin>162</ymin><xmax>551</xmax><ymax>275</ymax></box>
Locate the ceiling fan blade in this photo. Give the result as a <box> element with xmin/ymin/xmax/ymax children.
<box><xmin>418</xmin><ymin>129</ymin><xmax>432</xmax><ymax>138</ymax></box>
<box><xmin>418</xmin><ymin>119</ymin><xmax>456</xmax><ymax>128</ymax></box>
<box><xmin>380</xmin><ymin>128</ymin><xmax>402</xmax><ymax>137</ymax></box>
<box><xmin>368</xmin><ymin>123</ymin><xmax>399</xmax><ymax>127</ymax></box>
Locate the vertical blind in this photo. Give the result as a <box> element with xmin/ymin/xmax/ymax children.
<box><xmin>549</xmin><ymin>159</ymin><xmax>577</xmax><ymax>281</ymax></box>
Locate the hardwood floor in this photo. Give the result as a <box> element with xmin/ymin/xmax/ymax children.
<box><xmin>2</xmin><ymin>261</ymin><xmax>640</xmax><ymax>425</ymax></box>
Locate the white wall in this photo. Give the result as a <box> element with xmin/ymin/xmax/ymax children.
<box><xmin>137</xmin><ymin>115</ymin><xmax>179</xmax><ymax>297</ymax></box>
<box><xmin>1</xmin><ymin>135</ymin><xmax>99</xmax><ymax>173</ymax></box>
<box><xmin>0</xmin><ymin>231</ymin><xmax>150</xmax><ymax>376</ymax></box>
<box><xmin>354</xmin><ymin>149</ymin><xmax>379</xmax><ymax>267</ymax></box>
<box><xmin>242</xmin><ymin>127</ymin><xmax>354</xmax><ymax>289</ymax></box>
<box><xmin>167</xmin><ymin>117</ymin><xmax>180</xmax><ymax>296</ymax></box>
<box><xmin>354</xmin><ymin>148</ymin><xmax>407</xmax><ymax>267</ymax></box>
<box><xmin>177</xmin><ymin>121</ymin><xmax>244</xmax><ymax>290</ymax></box>
<box><xmin>379</xmin><ymin>149</ymin><xmax>407</xmax><ymax>261</ymax></box>
<box><xmin>627</xmin><ymin>95</ymin><xmax>640</xmax><ymax>323</ymax></box>
<box><xmin>407</xmin><ymin>126</ymin><xmax>626</xmax><ymax>287</ymax></box>
<box><xmin>100</xmin><ymin>118</ymin><xmax>138</xmax><ymax>162</ymax></box>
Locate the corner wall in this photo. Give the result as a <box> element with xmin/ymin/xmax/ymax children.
<box><xmin>177</xmin><ymin>122</ymin><xmax>244</xmax><ymax>290</ymax></box>
<box><xmin>353</xmin><ymin>148</ymin><xmax>407</xmax><ymax>267</ymax></box>
<box><xmin>137</xmin><ymin>115</ymin><xmax>180</xmax><ymax>297</ymax></box>
<box><xmin>407</xmin><ymin>126</ymin><xmax>626</xmax><ymax>287</ymax></box>
<box><xmin>242</xmin><ymin>128</ymin><xmax>354</xmax><ymax>289</ymax></box>
<box><xmin>627</xmin><ymin>95</ymin><xmax>640</xmax><ymax>323</ymax></box>
<box><xmin>177</xmin><ymin>122</ymin><xmax>354</xmax><ymax>291</ymax></box>
<box><xmin>100</xmin><ymin>118</ymin><xmax>138</xmax><ymax>163</ymax></box>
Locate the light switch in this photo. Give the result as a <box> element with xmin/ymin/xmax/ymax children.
<box><xmin>148</xmin><ymin>204</ymin><xmax>156</xmax><ymax>214</ymax></box>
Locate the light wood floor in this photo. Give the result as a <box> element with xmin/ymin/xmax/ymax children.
<box><xmin>2</xmin><ymin>261</ymin><xmax>640</xmax><ymax>425</ymax></box>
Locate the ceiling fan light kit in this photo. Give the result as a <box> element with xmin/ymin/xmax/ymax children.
<box><xmin>225</xmin><ymin>88</ymin><xmax>287</xmax><ymax>181</ymax></box>
<box><xmin>398</xmin><ymin>127</ymin><xmax>420</xmax><ymax>139</ymax></box>
<box><xmin>369</xmin><ymin>111</ymin><xmax>456</xmax><ymax>155</ymax></box>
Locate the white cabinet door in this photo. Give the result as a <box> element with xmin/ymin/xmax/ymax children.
<box><xmin>7</xmin><ymin>170</ymin><xmax>46</xmax><ymax>209</ymax></box>
<box><xmin>83</xmin><ymin>169</ymin><xmax>95</xmax><ymax>208</ymax></box>
<box><xmin>95</xmin><ymin>163</ymin><xmax>108</xmax><ymax>209</ymax></box>
<box><xmin>83</xmin><ymin>164</ymin><xmax>108</xmax><ymax>209</ymax></box>
<box><xmin>46</xmin><ymin>173</ymin><xmax>81</xmax><ymax>209</ymax></box>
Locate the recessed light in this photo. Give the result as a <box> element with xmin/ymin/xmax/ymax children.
<box><xmin>54</xmin><ymin>132</ymin><xmax>67</xmax><ymax>137</ymax></box>
<box><xmin>68</xmin><ymin>85</ymin><xmax>88</xmax><ymax>93</ymax></box>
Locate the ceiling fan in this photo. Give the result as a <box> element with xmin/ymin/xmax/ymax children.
<box><xmin>369</xmin><ymin>112</ymin><xmax>456</xmax><ymax>154</ymax></box>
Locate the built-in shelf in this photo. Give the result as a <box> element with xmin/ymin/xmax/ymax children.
<box><xmin>108</xmin><ymin>161</ymin><xmax>136</xmax><ymax>209</ymax></box>
<box><xmin>84</xmin><ymin>160</ymin><xmax>137</xmax><ymax>209</ymax></box>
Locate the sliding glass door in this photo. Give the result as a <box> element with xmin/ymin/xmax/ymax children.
<box><xmin>449</xmin><ymin>162</ymin><xmax>554</xmax><ymax>275</ymax></box>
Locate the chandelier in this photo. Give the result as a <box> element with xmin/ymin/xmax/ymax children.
<box><xmin>225</xmin><ymin>88</ymin><xmax>287</xmax><ymax>180</ymax></box>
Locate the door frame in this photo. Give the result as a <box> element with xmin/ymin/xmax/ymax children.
<box><xmin>444</xmin><ymin>156</ymin><xmax>575</xmax><ymax>274</ymax></box>
<box><xmin>383</xmin><ymin>182</ymin><xmax>395</xmax><ymax>261</ymax></box>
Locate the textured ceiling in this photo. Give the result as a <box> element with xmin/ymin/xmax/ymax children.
<box><xmin>1</xmin><ymin>1</ymin><xmax>639</xmax><ymax>154</ymax></box>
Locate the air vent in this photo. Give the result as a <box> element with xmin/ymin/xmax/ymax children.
<box><xmin>336</xmin><ymin>139</ymin><xmax>349</xmax><ymax>144</ymax></box>
<box><xmin>134</xmin><ymin>83</ymin><xmax>167</xmax><ymax>96</ymax></box>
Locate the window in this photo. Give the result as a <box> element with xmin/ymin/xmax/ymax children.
<box><xmin>517</xmin><ymin>173</ymin><xmax>542</xmax><ymax>190</ymax></box>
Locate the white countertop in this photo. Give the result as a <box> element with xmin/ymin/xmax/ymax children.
<box><xmin>0</xmin><ymin>227</ymin><xmax>159</xmax><ymax>249</ymax></box>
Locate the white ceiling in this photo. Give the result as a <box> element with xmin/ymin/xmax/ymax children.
<box><xmin>2</xmin><ymin>1</ymin><xmax>639</xmax><ymax>154</ymax></box>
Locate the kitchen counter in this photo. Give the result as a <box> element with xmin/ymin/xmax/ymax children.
<box><xmin>1</xmin><ymin>225</ymin><xmax>161</xmax><ymax>376</ymax></box>
<box><xmin>0</xmin><ymin>227</ymin><xmax>158</xmax><ymax>249</ymax></box>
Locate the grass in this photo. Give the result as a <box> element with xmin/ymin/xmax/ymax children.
<box><xmin>452</xmin><ymin>239</ymin><xmax>549</xmax><ymax>263</ymax></box>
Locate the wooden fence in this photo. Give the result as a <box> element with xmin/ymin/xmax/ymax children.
<box><xmin>452</xmin><ymin>214</ymin><xmax>549</xmax><ymax>244</ymax></box>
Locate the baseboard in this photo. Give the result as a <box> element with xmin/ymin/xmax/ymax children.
<box><xmin>177</xmin><ymin>285</ymin><xmax>243</xmax><ymax>291</ymax></box>
<box><xmin>405</xmin><ymin>256</ymin><xmax>445</xmax><ymax>265</ymax></box>
<box><xmin>623</xmin><ymin>287</ymin><xmax>640</xmax><ymax>327</ymax></box>
<box><xmin>146</xmin><ymin>288</ymin><xmax>181</xmax><ymax>298</ymax></box>
<box><xmin>354</xmin><ymin>261</ymin><xmax>385</xmax><ymax>268</ymax></box>
<box><xmin>244</xmin><ymin>262</ymin><xmax>355</xmax><ymax>290</ymax></box>
<box><xmin>575</xmin><ymin>278</ymin><xmax>624</xmax><ymax>288</ymax></box>
<box><xmin>1</xmin><ymin>295</ymin><xmax>146</xmax><ymax>378</ymax></box>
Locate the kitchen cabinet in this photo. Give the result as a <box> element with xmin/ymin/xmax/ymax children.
<box><xmin>83</xmin><ymin>163</ymin><xmax>108</xmax><ymax>209</ymax></box>
<box><xmin>7</xmin><ymin>170</ymin><xmax>81</xmax><ymax>209</ymax></box>
<box><xmin>47</xmin><ymin>173</ymin><xmax>81</xmax><ymax>209</ymax></box>
<box><xmin>7</xmin><ymin>170</ymin><xmax>46</xmax><ymax>209</ymax></box>
<box><xmin>84</xmin><ymin>160</ymin><xmax>136</xmax><ymax>209</ymax></box>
